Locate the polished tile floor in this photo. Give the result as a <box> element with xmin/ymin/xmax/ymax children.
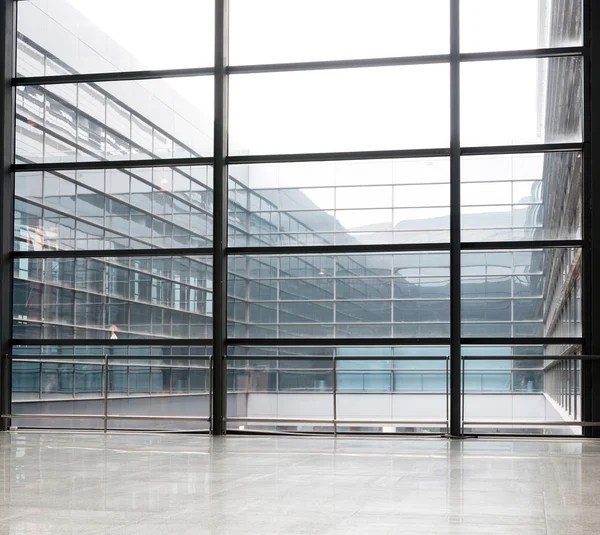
<box><xmin>1</xmin><ymin>433</ymin><xmax>600</xmax><ymax>534</ymax></box>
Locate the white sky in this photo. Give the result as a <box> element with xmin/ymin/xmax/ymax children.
<box><xmin>52</xmin><ymin>1</ymin><xmax>558</xmax><ymax>232</ymax></box>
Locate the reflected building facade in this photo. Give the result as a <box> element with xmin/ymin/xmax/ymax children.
<box><xmin>8</xmin><ymin>0</ymin><xmax>585</xmax><ymax>433</ymax></box>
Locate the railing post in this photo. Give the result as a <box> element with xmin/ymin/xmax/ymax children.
<box><xmin>103</xmin><ymin>354</ymin><xmax>108</xmax><ymax>433</ymax></box>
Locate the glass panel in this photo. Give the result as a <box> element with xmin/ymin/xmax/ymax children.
<box><xmin>107</xmin><ymin>357</ymin><xmax>210</xmax><ymax>431</ymax></box>
<box><xmin>462</xmin><ymin>152</ymin><xmax>582</xmax><ymax>242</ymax></box>
<box><xmin>11</xmin><ymin>345</ymin><xmax>210</xmax><ymax>431</ymax></box>
<box><xmin>461</xmin><ymin>0</ymin><xmax>582</xmax><ymax>53</ymax></box>
<box><xmin>229</xmin><ymin>0</ymin><xmax>449</xmax><ymax>65</ymax></box>
<box><xmin>229</xmin><ymin>65</ymin><xmax>450</xmax><ymax>155</ymax></box>
<box><xmin>461</xmin><ymin>345</ymin><xmax>582</xmax><ymax>436</ymax></box>
<box><xmin>461</xmin><ymin>249</ymin><xmax>582</xmax><ymax>338</ymax></box>
<box><xmin>13</xmin><ymin>256</ymin><xmax>213</xmax><ymax>340</ymax></box>
<box><xmin>15</xmin><ymin>166</ymin><xmax>213</xmax><ymax>251</ymax></box>
<box><xmin>16</xmin><ymin>78</ymin><xmax>214</xmax><ymax>164</ymax></box>
<box><xmin>228</xmin><ymin>253</ymin><xmax>450</xmax><ymax>339</ymax></box>
<box><xmin>229</xmin><ymin>158</ymin><xmax>449</xmax><ymax>247</ymax></box>
<box><xmin>17</xmin><ymin>0</ymin><xmax>214</xmax><ymax>76</ymax></box>
<box><xmin>227</xmin><ymin>354</ymin><xmax>334</xmax><ymax>433</ymax></box>
<box><xmin>227</xmin><ymin>345</ymin><xmax>449</xmax><ymax>433</ymax></box>
<box><xmin>461</xmin><ymin>57</ymin><xmax>582</xmax><ymax>147</ymax></box>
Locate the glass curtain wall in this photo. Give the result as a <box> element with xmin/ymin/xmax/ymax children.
<box><xmin>4</xmin><ymin>0</ymin><xmax>588</xmax><ymax>435</ymax></box>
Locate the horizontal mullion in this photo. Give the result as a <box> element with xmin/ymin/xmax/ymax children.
<box><xmin>463</xmin><ymin>354</ymin><xmax>595</xmax><ymax>361</ymax></box>
<box><xmin>13</xmin><ymin>157</ymin><xmax>214</xmax><ymax>173</ymax></box>
<box><xmin>461</xmin><ymin>337</ymin><xmax>583</xmax><ymax>346</ymax></box>
<box><xmin>227</xmin><ymin>148</ymin><xmax>450</xmax><ymax>165</ymax></box>
<box><xmin>13</xmin><ymin>47</ymin><xmax>581</xmax><ymax>88</ymax></box>
<box><xmin>227</xmin><ymin>243</ymin><xmax>451</xmax><ymax>256</ymax></box>
<box><xmin>10</xmin><ymin>338</ymin><xmax>213</xmax><ymax>347</ymax></box>
<box><xmin>14</xmin><ymin>66</ymin><xmax>215</xmax><ymax>87</ymax></box>
<box><xmin>227</xmin><ymin>54</ymin><xmax>451</xmax><ymax>75</ymax></box>
<box><xmin>461</xmin><ymin>240</ymin><xmax>582</xmax><ymax>251</ymax></box>
<box><xmin>227</xmin><ymin>355</ymin><xmax>448</xmax><ymax>361</ymax></box>
<box><xmin>461</xmin><ymin>143</ymin><xmax>583</xmax><ymax>156</ymax></box>
<box><xmin>10</xmin><ymin>354</ymin><xmax>211</xmax><ymax>361</ymax></box>
<box><xmin>460</xmin><ymin>46</ymin><xmax>583</xmax><ymax>62</ymax></box>
<box><xmin>226</xmin><ymin>338</ymin><xmax>450</xmax><ymax>347</ymax></box>
<box><xmin>12</xmin><ymin>247</ymin><xmax>213</xmax><ymax>259</ymax></box>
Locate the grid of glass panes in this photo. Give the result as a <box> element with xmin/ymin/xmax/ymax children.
<box><xmin>10</xmin><ymin>0</ymin><xmax>586</xmax><ymax>434</ymax></box>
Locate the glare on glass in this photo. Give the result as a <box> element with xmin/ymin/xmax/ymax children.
<box><xmin>17</xmin><ymin>0</ymin><xmax>214</xmax><ymax>76</ymax></box>
<box><xmin>229</xmin><ymin>65</ymin><xmax>450</xmax><ymax>155</ymax></box>
<box><xmin>229</xmin><ymin>0</ymin><xmax>449</xmax><ymax>65</ymax></box>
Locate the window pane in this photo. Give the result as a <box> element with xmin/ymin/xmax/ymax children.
<box><xmin>11</xmin><ymin>345</ymin><xmax>210</xmax><ymax>431</ymax></box>
<box><xmin>16</xmin><ymin>78</ymin><xmax>214</xmax><ymax>164</ymax></box>
<box><xmin>461</xmin><ymin>0</ymin><xmax>582</xmax><ymax>53</ymax></box>
<box><xmin>461</xmin><ymin>249</ymin><xmax>581</xmax><ymax>338</ymax></box>
<box><xmin>17</xmin><ymin>0</ymin><xmax>214</xmax><ymax>76</ymax></box>
<box><xmin>15</xmin><ymin>167</ymin><xmax>213</xmax><ymax>251</ymax></box>
<box><xmin>228</xmin><ymin>253</ymin><xmax>450</xmax><ymax>339</ymax></box>
<box><xmin>230</xmin><ymin>65</ymin><xmax>450</xmax><ymax>155</ymax></box>
<box><xmin>228</xmin><ymin>345</ymin><xmax>449</xmax><ymax>433</ymax></box>
<box><xmin>461</xmin><ymin>57</ymin><xmax>582</xmax><ymax>147</ymax></box>
<box><xmin>229</xmin><ymin>0</ymin><xmax>449</xmax><ymax>65</ymax></box>
<box><xmin>13</xmin><ymin>256</ymin><xmax>213</xmax><ymax>340</ymax></box>
<box><xmin>229</xmin><ymin>159</ymin><xmax>449</xmax><ymax>247</ymax></box>
<box><xmin>462</xmin><ymin>152</ymin><xmax>582</xmax><ymax>242</ymax></box>
<box><xmin>462</xmin><ymin>345</ymin><xmax>582</xmax><ymax>436</ymax></box>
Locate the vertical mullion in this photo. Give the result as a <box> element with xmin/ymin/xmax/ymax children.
<box><xmin>582</xmin><ymin>0</ymin><xmax>600</xmax><ymax>437</ymax></box>
<box><xmin>449</xmin><ymin>0</ymin><xmax>462</xmax><ymax>437</ymax></box>
<box><xmin>211</xmin><ymin>0</ymin><xmax>229</xmax><ymax>436</ymax></box>
<box><xmin>0</xmin><ymin>0</ymin><xmax>15</xmax><ymax>431</ymax></box>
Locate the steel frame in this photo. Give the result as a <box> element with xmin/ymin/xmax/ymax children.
<box><xmin>1</xmin><ymin>0</ymin><xmax>598</xmax><ymax>437</ymax></box>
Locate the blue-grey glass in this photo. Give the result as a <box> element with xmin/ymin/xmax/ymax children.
<box><xmin>16</xmin><ymin>78</ymin><xmax>214</xmax><ymax>164</ymax></box>
<box><xmin>228</xmin><ymin>254</ymin><xmax>450</xmax><ymax>339</ymax></box>
<box><xmin>13</xmin><ymin>256</ymin><xmax>212</xmax><ymax>340</ymax></box>
<box><xmin>462</xmin><ymin>153</ymin><xmax>582</xmax><ymax>242</ymax></box>
<box><xmin>461</xmin><ymin>249</ymin><xmax>581</xmax><ymax>338</ymax></box>
<box><xmin>229</xmin><ymin>159</ymin><xmax>449</xmax><ymax>247</ymax></box>
<box><xmin>14</xmin><ymin>167</ymin><xmax>213</xmax><ymax>251</ymax></box>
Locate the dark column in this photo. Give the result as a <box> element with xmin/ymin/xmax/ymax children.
<box><xmin>583</xmin><ymin>0</ymin><xmax>600</xmax><ymax>437</ymax></box>
<box><xmin>211</xmin><ymin>0</ymin><xmax>229</xmax><ymax>435</ymax></box>
<box><xmin>449</xmin><ymin>0</ymin><xmax>462</xmax><ymax>437</ymax></box>
<box><xmin>0</xmin><ymin>0</ymin><xmax>15</xmax><ymax>431</ymax></box>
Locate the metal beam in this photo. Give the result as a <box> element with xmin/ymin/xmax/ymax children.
<box><xmin>226</xmin><ymin>337</ymin><xmax>451</xmax><ymax>347</ymax></box>
<box><xmin>227</xmin><ymin>147</ymin><xmax>450</xmax><ymax>165</ymax></box>
<box><xmin>13</xmin><ymin>156</ymin><xmax>213</xmax><ymax>173</ymax></box>
<box><xmin>14</xmin><ymin>67</ymin><xmax>214</xmax><ymax>87</ymax></box>
<box><xmin>12</xmin><ymin>247</ymin><xmax>213</xmax><ymax>259</ymax></box>
<box><xmin>461</xmin><ymin>142</ymin><xmax>583</xmax><ymax>156</ymax></box>
<box><xmin>228</xmin><ymin>243</ymin><xmax>451</xmax><ymax>257</ymax></box>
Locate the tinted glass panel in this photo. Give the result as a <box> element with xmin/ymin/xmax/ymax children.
<box><xmin>15</xmin><ymin>167</ymin><xmax>213</xmax><ymax>251</ymax></box>
<box><xmin>13</xmin><ymin>256</ymin><xmax>213</xmax><ymax>339</ymax></box>
<box><xmin>16</xmin><ymin>78</ymin><xmax>214</xmax><ymax>164</ymax></box>
<box><xmin>228</xmin><ymin>253</ymin><xmax>450</xmax><ymax>339</ymax></box>
<box><xmin>229</xmin><ymin>159</ymin><xmax>449</xmax><ymax>247</ymax></box>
